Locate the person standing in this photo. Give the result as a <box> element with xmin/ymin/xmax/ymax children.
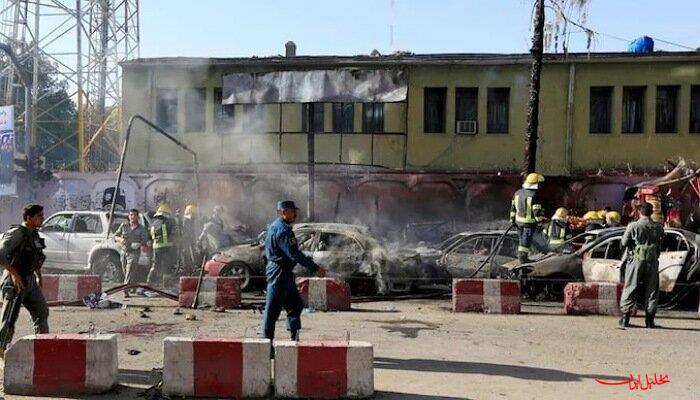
<box><xmin>0</xmin><ymin>204</ymin><xmax>49</xmax><ymax>358</ymax></box>
<box><xmin>261</xmin><ymin>201</ymin><xmax>326</xmax><ymax>342</ymax></box>
<box><xmin>115</xmin><ymin>209</ymin><xmax>150</xmax><ymax>297</ymax></box>
<box><xmin>147</xmin><ymin>203</ymin><xmax>178</xmax><ymax>288</ymax></box>
<box><xmin>180</xmin><ymin>204</ymin><xmax>198</xmax><ymax>271</ymax></box>
<box><xmin>619</xmin><ymin>203</ymin><xmax>664</xmax><ymax>328</ymax></box>
<box><xmin>510</xmin><ymin>173</ymin><xmax>546</xmax><ymax>263</ymax></box>
<box><xmin>197</xmin><ymin>206</ymin><xmax>231</xmax><ymax>258</ymax></box>
<box><xmin>547</xmin><ymin>207</ymin><xmax>571</xmax><ymax>248</ymax></box>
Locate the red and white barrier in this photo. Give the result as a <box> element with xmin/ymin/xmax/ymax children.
<box><xmin>43</xmin><ymin>274</ymin><xmax>101</xmax><ymax>304</ymax></box>
<box><xmin>564</xmin><ymin>282</ymin><xmax>623</xmax><ymax>315</ymax></box>
<box><xmin>297</xmin><ymin>277</ymin><xmax>352</xmax><ymax>311</ymax></box>
<box><xmin>3</xmin><ymin>333</ymin><xmax>118</xmax><ymax>395</ymax></box>
<box><xmin>179</xmin><ymin>276</ymin><xmax>241</xmax><ymax>309</ymax></box>
<box><xmin>452</xmin><ymin>278</ymin><xmax>521</xmax><ymax>314</ymax></box>
<box><xmin>274</xmin><ymin>340</ymin><xmax>374</xmax><ymax>399</ymax></box>
<box><xmin>162</xmin><ymin>337</ymin><xmax>270</xmax><ymax>398</ymax></box>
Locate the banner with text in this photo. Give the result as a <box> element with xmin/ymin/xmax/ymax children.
<box><xmin>0</xmin><ymin>106</ymin><xmax>16</xmax><ymax>196</ymax></box>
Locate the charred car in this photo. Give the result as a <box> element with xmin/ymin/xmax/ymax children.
<box><xmin>511</xmin><ymin>227</ymin><xmax>700</xmax><ymax>308</ymax></box>
<box><xmin>204</xmin><ymin>223</ymin><xmax>425</xmax><ymax>294</ymax></box>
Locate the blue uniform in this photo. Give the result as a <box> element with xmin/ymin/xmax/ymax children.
<box><xmin>261</xmin><ymin>218</ymin><xmax>318</xmax><ymax>340</ymax></box>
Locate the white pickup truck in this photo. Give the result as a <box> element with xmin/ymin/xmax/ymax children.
<box><xmin>39</xmin><ymin>210</ymin><xmax>152</xmax><ymax>282</ymax></box>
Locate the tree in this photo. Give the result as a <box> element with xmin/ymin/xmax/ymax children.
<box><xmin>0</xmin><ymin>49</ymin><xmax>78</xmax><ymax>171</ymax></box>
<box><xmin>524</xmin><ymin>0</ymin><xmax>592</xmax><ymax>174</ymax></box>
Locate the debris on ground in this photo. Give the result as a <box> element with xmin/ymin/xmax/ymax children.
<box><xmin>137</xmin><ymin>385</ymin><xmax>170</xmax><ymax>400</ymax></box>
<box><xmin>82</xmin><ymin>292</ymin><xmax>126</xmax><ymax>309</ymax></box>
<box><xmin>111</xmin><ymin>323</ymin><xmax>175</xmax><ymax>337</ymax></box>
<box><xmin>172</xmin><ymin>308</ymin><xmax>182</xmax><ymax>315</ymax></box>
<box><xmin>140</xmin><ymin>311</ymin><xmax>150</xmax><ymax>319</ymax></box>
<box><xmin>127</xmin><ymin>349</ymin><xmax>141</xmax><ymax>356</ymax></box>
<box><xmin>213</xmin><ymin>307</ymin><xmax>226</xmax><ymax>313</ymax></box>
<box><xmin>185</xmin><ymin>313</ymin><xmax>197</xmax><ymax>321</ymax></box>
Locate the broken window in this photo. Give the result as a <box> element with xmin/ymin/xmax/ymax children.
<box><xmin>362</xmin><ymin>102</ymin><xmax>384</xmax><ymax>133</ymax></box>
<box><xmin>487</xmin><ymin>88</ymin><xmax>509</xmax><ymax>133</ymax></box>
<box><xmin>424</xmin><ymin>87</ymin><xmax>446</xmax><ymax>133</ymax></box>
<box><xmin>302</xmin><ymin>102</ymin><xmax>324</xmax><ymax>133</ymax></box>
<box><xmin>332</xmin><ymin>103</ymin><xmax>354</xmax><ymax>133</ymax></box>
<box><xmin>317</xmin><ymin>232</ymin><xmax>362</xmax><ymax>253</ymax></box>
<box><xmin>72</xmin><ymin>214</ymin><xmax>103</xmax><ymax>234</ymax></box>
<box><xmin>690</xmin><ymin>86</ymin><xmax>700</xmax><ymax>134</ymax></box>
<box><xmin>214</xmin><ymin>88</ymin><xmax>235</xmax><ymax>131</ymax></box>
<box><xmin>589</xmin><ymin>86</ymin><xmax>612</xmax><ymax>133</ymax></box>
<box><xmin>455</xmin><ymin>88</ymin><xmax>478</xmax><ymax>133</ymax></box>
<box><xmin>184</xmin><ymin>88</ymin><xmax>206</xmax><ymax>132</ymax></box>
<box><xmin>656</xmin><ymin>86</ymin><xmax>679</xmax><ymax>133</ymax></box>
<box><xmin>156</xmin><ymin>89</ymin><xmax>178</xmax><ymax>133</ymax></box>
<box><xmin>622</xmin><ymin>86</ymin><xmax>645</xmax><ymax>133</ymax></box>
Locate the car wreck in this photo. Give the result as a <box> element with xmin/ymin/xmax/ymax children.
<box><xmin>204</xmin><ymin>222</ymin><xmax>427</xmax><ymax>294</ymax></box>
<box><xmin>510</xmin><ymin>227</ymin><xmax>700</xmax><ymax>308</ymax></box>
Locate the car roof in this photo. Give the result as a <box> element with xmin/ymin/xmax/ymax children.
<box><xmin>293</xmin><ymin>223</ymin><xmax>370</xmax><ymax>235</ymax></box>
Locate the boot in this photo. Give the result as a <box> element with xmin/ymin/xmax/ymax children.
<box><xmin>645</xmin><ymin>313</ymin><xmax>657</xmax><ymax>329</ymax></box>
<box><xmin>290</xmin><ymin>330</ymin><xmax>299</xmax><ymax>341</ymax></box>
<box><xmin>618</xmin><ymin>312</ymin><xmax>630</xmax><ymax>328</ymax></box>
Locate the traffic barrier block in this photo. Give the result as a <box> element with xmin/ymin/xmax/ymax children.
<box><xmin>162</xmin><ymin>337</ymin><xmax>270</xmax><ymax>398</ymax></box>
<box><xmin>43</xmin><ymin>274</ymin><xmax>101</xmax><ymax>304</ymax></box>
<box><xmin>297</xmin><ymin>277</ymin><xmax>352</xmax><ymax>311</ymax></box>
<box><xmin>4</xmin><ymin>333</ymin><xmax>118</xmax><ymax>395</ymax></box>
<box><xmin>564</xmin><ymin>282</ymin><xmax>623</xmax><ymax>315</ymax></box>
<box><xmin>179</xmin><ymin>276</ymin><xmax>241</xmax><ymax>309</ymax></box>
<box><xmin>274</xmin><ymin>340</ymin><xmax>373</xmax><ymax>399</ymax></box>
<box><xmin>452</xmin><ymin>278</ymin><xmax>521</xmax><ymax>314</ymax></box>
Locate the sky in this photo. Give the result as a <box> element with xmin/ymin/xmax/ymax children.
<box><xmin>140</xmin><ymin>0</ymin><xmax>700</xmax><ymax>58</ymax></box>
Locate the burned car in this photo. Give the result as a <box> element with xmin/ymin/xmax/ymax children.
<box><xmin>511</xmin><ymin>227</ymin><xmax>700</xmax><ymax>308</ymax></box>
<box><xmin>204</xmin><ymin>223</ymin><xmax>424</xmax><ymax>294</ymax></box>
<box><xmin>430</xmin><ymin>231</ymin><xmax>520</xmax><ymax>279</ymax></box>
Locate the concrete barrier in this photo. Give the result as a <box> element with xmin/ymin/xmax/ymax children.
<box><xmin>162</xmin><ymin>337</ymin><xmax>270</xmax><ymax>398</ymax></box>
<box><xmin>179</xmin><ymin>276</ymin><xmax>241</xmax><ymax>309</ymax></box>
<box><xmin>452</xmin><ymin>278</ymin><xmax>521</xmax><ymax>314</ymax></box>
<box><xmin>274</xmin><ymin>340</ymin><xmax>374</xmax><ymax>399</ymax></box>
<box><xmin>43</xmin><ymin>274</ymin><xmax>101</xmax><ymax>304</ymax></box>
<box><xmin>4</xmin><ymin>333</ymin><xmax>118</xmax><ymax>395</ymax></box>
<box><xmin>297</xmin><ymin>277</ymin><xmax>352</xmax><ymax>311</ymax></box>
<box><xmin>564</xmin><ymin>282</ymin><xmax>623</xmax><ymax>315</ymax></box>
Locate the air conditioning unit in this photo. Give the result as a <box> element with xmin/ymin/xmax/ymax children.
<box><xmin>456</xmin><ymin>120</ymin><xmax>477</xmax><ymax>134</ymax></box>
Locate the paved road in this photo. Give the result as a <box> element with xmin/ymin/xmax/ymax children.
<box><xmin>1</xmin><ymin>295</ymin><xmax>698</xmax><ymax>399</ymax></box>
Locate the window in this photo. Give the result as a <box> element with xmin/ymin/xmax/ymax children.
<box><xmin>156</xmin><ymin>89</ymin><xmax>178</xmax><ymax>133</ymax></box>
<box><xmin>424</xmin><ymin>87</ymin><xmax>446</xmax><ymax>133</ymax></box>
<box><xmin>589</xmin><ymin>87</ymin><xmax>613</xmax><ymax>133</ymax></box>
<box><xmin>214</xmin><ymin>88</ymin><xmax>235</xmax><ymax>131</ymax></box>
<box><xmin>296</xmin><ymin>232</ymin><xmax>316</xmax><ymax>252</ymax></box>
<box><xmin>332</xmin><ymin>103</ymin><xmax>354</xmax><ymax>133</ymax></box>
<box><xmin>362</xmin><ymin>102</ymin><xmax>384</xmax><ymax>133</ymax></box>
<box><xmin>455</xmin><ymin>237</ymin><xmax>494</xmax><ymax>255</ymax></box>
<box><xmin>622</xmin><ymin>86</ymin><xmax>645</xmax><ymax>133</ymax></box>
<box><xmin>41</xmin><ymin>214</ymin><xmax>73</xmax><ymax>233</ymax></box>
<box><xmin>656</xmin><ymin>86</ymin><xmax>679</xmax><ymax>133</ymax></box>
<box><xmin>498</xmin><ymin>237</ymin><xmax>517</xmax><ymax>257</ymax></box>
<box><xmin>690</xmin><ymin>86</ymin><xmax>700</xmax><ymax>133</ymax></box>
<box><xmin>487</xmin><ymin>88</ymin><xmax>510</xmax><ymax>133</ymax></box>
<box><xmin>590</xmin><ymin>239</ymin><xmax>623</xmax><ymax>260</ymax></box>
<box><xmin>72</xmin><ymin>214</ymin><xmax>103</xmax><ymax>234</ymax></box>
<box><xmin>184</xmin><ymin>88</ymin><xmax>206</xmax><ymax>132</ymax></box>
<box><xmin>317</xmin><ymin>232</ymin><xmax>362</xmax><ymax>253</ymax></box>
<box><xmin>302</xmin><ymin>103</ymin><xmax>324</xmax><ymax>133</ymax></box>
<box><xmin>455</xmin><ymin>88</ymin><xmax>478</xmax><ymax>133</ymax></box>
<box><xmin>659</xmin><ymin>233</ymin><xmax>688</xmax><ymax>252</ymax></box>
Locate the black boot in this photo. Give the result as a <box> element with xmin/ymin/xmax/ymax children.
<box><xmin>645</xmin><ymin>313</ymin><xmax>657</xmax><ymax>328</ymax></box>
<box><xmin>618</xmin><ymin>312</ymin><xmax>630</xmax><ymax>328</ymax></box>
<box><xmin>290</xmin><ymin>330</ymin><xmax>299</xmax><ymax>341</ymax></box>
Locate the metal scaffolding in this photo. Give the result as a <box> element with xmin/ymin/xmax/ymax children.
<box><xmin>0</xmin><ymin>0</ymin><xmax>139</xmax><ymax>172</ymax></box>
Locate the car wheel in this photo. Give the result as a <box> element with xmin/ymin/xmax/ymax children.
<box><xmin>220</xmin><ymin>262</ymin><xmax>252</xmax><ymax>291</ymax></box>
<box><xmin>93</xmin><ymin>252</ymin><xmax>124</xmax><ymax>284</ymax></box>
<box><xmin>543</xmin><ymin>274</ymin><xmax>572</xmax><ymax>301</ymax></box>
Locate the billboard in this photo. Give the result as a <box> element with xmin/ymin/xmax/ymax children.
<box><xmin>0</xmin><ymin>105</ymin><xmax>16</xmax><ymax>196</ymax></box>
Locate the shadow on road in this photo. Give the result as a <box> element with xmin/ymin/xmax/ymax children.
<box><xmin>374</xmin><ymin>391</ymin><xmax>473</xmax><ymax>399</ymax></box>
<box><xmin>374</xmin><ymin>357</ymin><xmax>626</xmax><ymax>382</ymax></box>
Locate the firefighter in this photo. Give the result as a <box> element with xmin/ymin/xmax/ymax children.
<box><xmin>147</xmin><ymin>203</ymin><xmax>179</xmax><ymax>288</ymax></box>
<box><xmin>605</xmin><ymin>211</ymin><xmax>622</xmax><ymax>228</ymax></box>
<box><xmin>0</xmin><ymin>204</ymin><xmax>49</xmax><ymax>358</ymax></box>
<box><xmin>510</xmin><ymin>173</ymin><xmax>547</xmax><ymax>263</ymax></box>
<box><xmin>197</xmin><ymin>206</ymin><xmax>232</xmax><ymax>258</ymax></box>
<box><xmin>547</xmin><ymin>207</ymin><xmax>571</xmax><ymax>248</ymax></box>
<box><xmin>584</xmin><ymin>210</ymin><xmax>605</xmax><ymax>231</ymax></box>
<box><xmin>619</xmin><ymin>203</ymin><xmax>664</xmax><ymax>328</ymax></box>
<box><xmin>180</xmin><ymin>204</ymin><xmax>198</xmax><ymax>269</ymax></box>
<box><xmin>261</xmin><ymin>201</ymin><xmax>326</xmax><ymax>343</ymax></box>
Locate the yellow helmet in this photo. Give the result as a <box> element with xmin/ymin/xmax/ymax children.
<box><xmin>554</xmin><ymin>207</ymin><xmax>568</xmax><ymax>219</ymax></box>
<box><xmin>184</xmin><ymin>204</ymin><xmax>196</xmax><ymax>215</ymax></box>
<box><xmin>525</xmin><ymin>173</ymin><xmax>544</xmax><ymax>185</ymax></box>
<box><xmin>156</xmin><ymin>203</ymin><xmax>172</xmax><ymax>215</ymax></box>
<box><xmin>597</xmin><ymin>210</ymin><xmax>608</xmax><ymax>219</ymax></box>
<box><xmin>605</xmin><ymin>211</ymin><xmax>621</xmax><ymax>225</ymax></box>
<box><xmin>583</xmin><ymin>211</ymin><xmax>599</xmax><ymax>220</ymax></box>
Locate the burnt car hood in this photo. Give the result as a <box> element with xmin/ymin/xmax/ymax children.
<box><xmin>215</xmin><ymin>242</ymin><xmax>263</xmax><ymax>265</ymax></box>
<box><xmin>506</xmin><ymin>253</ymin><xmax>583</xmax><ymax>280</ymax></box>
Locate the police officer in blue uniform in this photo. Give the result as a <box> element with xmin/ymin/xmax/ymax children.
<box><xmin>261</xmin><ymin>201</ymin><xmax>326</xmax><ymax>342</ymax></box>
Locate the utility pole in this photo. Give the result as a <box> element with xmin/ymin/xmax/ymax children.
<box><xmin>524</xmin><ymin>0</ymin><xmax>545</xmax><ymax>174</ymax></box>
<box><xmin>306</xmin><ymin>104</ymin><xmax>315</xmax><ymax>221</ymax></box>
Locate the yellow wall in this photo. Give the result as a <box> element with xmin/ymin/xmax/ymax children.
<box><xmin>121</xmin><ymin>58</ymin><xmax>700</xmax><ymax>175</ymax></box>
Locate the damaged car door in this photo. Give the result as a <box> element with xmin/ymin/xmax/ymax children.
<box><xmin>582</xmin><ymin>237</ymin><xmax>624</xmax><ymax>283</ymax></box>
<box><xmin>442</xmin><ymin>235</ymin><xmax>497</xmax><ymax>278</ymax></box>
<box><xmin>313</xmin><ymin>231</ymin><xmax>364</xmax><ymax>280</ymax></box>
<box><xmin>657</xmin><ymin>231</ymin><xmax>689</xmax><ymax>292</ymax></box>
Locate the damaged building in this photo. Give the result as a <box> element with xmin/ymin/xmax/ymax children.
<box><xmin>116</xmin><ymin>47</ymin><xmax>700</xmax><ymax>238</ymax></box>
